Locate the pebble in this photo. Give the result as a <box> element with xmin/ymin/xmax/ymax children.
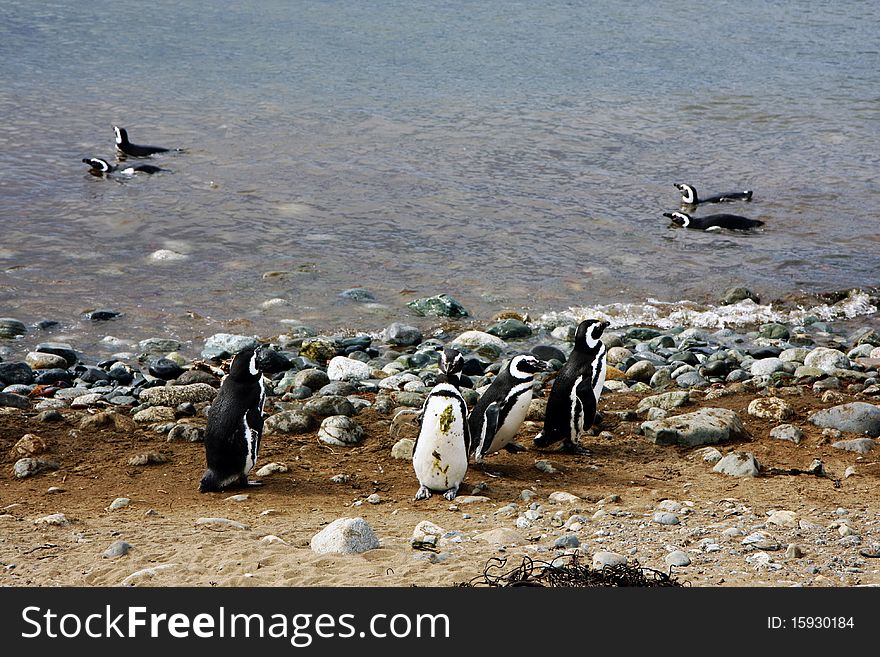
<box><xmin>534</xmin><ymin>460</ymin><xmax>559</xmax><ymax>474</ymax></box>
<box><xmin>642</xmin><ymin>407</ymin><xmax>748</xmax><ymax>446</ymax></box>
<box><xmin>653</xmin><ymin>512</ymin><xmax>680</xmax><ymax>525</ymax></box>
<box><xmin>120</xmin><ymin>564</ymin><xmax>177</xmax><ymax>586</ymax></box>
<box><xmin>713</xmin><ymin>452</ymin><xmax>761</xmax><ymax>477</ymax></box>
<box><xmin>809</xmin><ymin>402</ymin><xmax>880</xmax><ymax>437</ymax></box>
<box><xmin>255</xmin><ymin>462</ymin><xmax>288</xmax><ymax>477</ymax></box>
<box><xmin>391</xmin><ymin>439</ymin><xmax>415</xmax><ymax>460</ymax></box>
<box><xmin>406</xmin><ymin>294</ymin><xmax>468</xmax><ymax>319</ymax></box>
<box><xmin>592</xmin><ymin>551</ymin><xmax>627</xmax><ymax>569</ymax></box>
<box><xmin>326</xmin><ymin>356</ymin><xmax>373</xmax><ymax>382</ymax></box>
<box><xmin>548</xmin><ymin>491</ymin><xmax>581</xmax><ymax>504</ymax></box>
<box><xmin>553</xmin><ymin>534</ymin><xmax>580</xmax><ymax>549</ymax></box>
<box><xmin>103</xmin><ymin>541</ymin><xmax>132</xmax><ymax>558</ymax></box>
<box><xmin>317</xmin><ymin>415</ymin><xmax>364</xmax><ymax>446</ymax></box>
<box><xmin>139</xmin><ymin>384</ymin><xmax>217</xmax><ymax>407</ymax></box>
<box><xmin>127</xmin><ymin>452</ymin><xmax>168</xmax><ymax>466</ymax></box>
<box><xmin>769</xmin><ymin>424</ymin><xmax>803</xmax><ymax>444</ymax></box>
<box><xmin>34</xmin><ymin>513</ymin><xmax>69</xmax><ymax>527</ymax></box>
<box><xmin>264</xmin><ymin>410</ymin><xmax>315</xmax><ymax>435</ymax></box>
<box><xmin>13</xmin><ymin>458</ymin><xmax>59</xmax><ymax>479</ymax></box>
<box><xmin>831</xmin><ymin>438</ymin><xmax>875</xmax><ymax>454</ymax></box>
<box><xmin>310</xmin><ymin>517</ymin><xmax>380</xmax><ymax>554</ymax></box>
<box><xmin>665</xmin><ymin>551</ymin><xmax>691</xmax><ymax>567</ymax></box>
<box><xmin>195</xmin><ymin>517</ymin><xmax>250</xmax><ymax>530</ymax></box>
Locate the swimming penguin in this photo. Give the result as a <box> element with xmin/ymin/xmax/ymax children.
<box><xmin>113</xmin><ymin>126</ymin><xmax>173</xmax><ymax>157</ymax></box>
<box><xmin>82</xmin><ymin>157</ymin><xmax>165</xmax><ymax>176</ymax></box>
<box><xmin>674</xmin><ymin>183</ymin><xmax>753</xmax><ymax>206</ymax></box>
<box><xmin>199</xmin><ymin>347</ymin><xmax>267</xmax><ymax>493</ymax></box>
<box><xmin>469</xmin><ymin>354</ymin><xmax>547</xmax><ymax>463</ymax></box>
<box><xmin>533</xmin><ymin>319</ymin><xmax>608</xmax><ymax>455</ymax></box>
<box><xmin>412</xmin><ymin>382</ymin><xmax>471</xmax><ymax>501</ymax></box>
<box><xmin>664</xmin><ymin>211</ymin><xmax>764</xmax><ymax>231</ymax></box>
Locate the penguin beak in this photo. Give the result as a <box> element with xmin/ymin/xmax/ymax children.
<box><xmin>662</xmin><ymin>212</ymin><xmax>674</xmax><ymax>219</ymax></box>
<box><xmin>596</xmin><ymin>321</ymin><xmax>609</xmax><ymax>335</ymax></box>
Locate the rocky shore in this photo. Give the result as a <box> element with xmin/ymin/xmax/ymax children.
<box><xmin>1</xmin><ymin>291</ymin><xmax>880</xmax><ymax>587</ymax></box>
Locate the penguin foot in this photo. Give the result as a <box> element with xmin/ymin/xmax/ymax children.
<box><xmin>503</xmin><ymin>442</ymin><xmax>526</xmax><ymax>453</ymax></box>
<box><xmin>414</xmin><ymin>485</ymin><xmax>431</xmax><ymax>501</ymax></box>
<box><xmin>561</xmin><ymin>441</ymin><xmax>591</xmax><ymax>456</ymax></box>
<box><xmin>443</xmin><ymin>486</ymin><xmax>459</xmax><ymax>501</ymax></box>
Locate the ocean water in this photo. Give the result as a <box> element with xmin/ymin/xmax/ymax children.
<box><xmin>1</xmin><ymin>0</ymin><xmax>878</xmax><ymax>352</ymax></box>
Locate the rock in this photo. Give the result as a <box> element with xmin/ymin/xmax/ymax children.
<box><xmin>133</xmin><ymin>406</ymin><xmax>176</xmax><ymax>424</ymax></box>
<box><xmin>549</xmin><ymin>491</ymin><xmax>581</xmax><ymax>505</ymax></box>
<box><xmin>486</xmin><ymin>319</ymin><xmax>532</xmax><ymax>340</ymax></box>
<box><xmin>450</xmin><ymin>331</ymin><xmax>507</xmax><ymax>359</ymax></box>
<box><xmin>626</xmin><ymin>360</ymin><xmax>656</xmax><ymax>383</ymax></box>
<box><xmin>804</xmin><ymin>347</ymin><xmax>850</xmax><ymax>373</ymax></box>
<box><xmin>310</xmin><ymin>517</ymin><xmax>380</xmax><ymax>554</ymax></box>
<box><xmin>109</xmin><ymin>497</ymin><xmax>130</xmax><ymax>511</ymax></box>
<box><xmin>391</xmin><ymin>438</ymin><xmax>415</xmax><ymax>460</ymax></box>
<box><xmin>652</xmin><ymin>512</ymin><xmax>680</xmax><ymax>525</ymax></box>
<box><xmin>770</xmin><ymin>424</ymin><xmax>803</xmax><ymax>444</ymax></box>
<box><xmin>326</xmin><ymin>356</ymin><xmax>372</xmax><ymax>382</ymax></box>
<box><xmin>303</xmin><ymin>395</ymin><xmax>355</xmax><ymax>417</ymax></box>
<box><xmin>535</xmin><ymin>460</ymin><xmax>559</xmax><ymax>474</ymax></box>
<box><xmin>592</xmin><ymin>551</ymin><xmax>627</xmax><ymax>569</ymax></box>
<box><xmin>412</xmin><ymin>520</ymin><xmax>445</xmax><ymax>549</ymax></box>
<box><xmin>407</xmin><ymin>294</ymin><xmax>468</xmax><ymax>318</ymax></box>
<box><xmin>255</xmin><ymin>462</ymin><xmax>288</xmax><ymax>477</ymax></box>
<box><xmin>166</xmin><ymin>424</ymin><xmax>204</xmax><ymax>442</ymax></box>
<box><xmin>291</xmin><ymin>368</ymin><xmax>328</xmax><ymax>391</ymax></box>
<box><xmin>103</xmin><ymin>540</ymin><xmax>132</xmax><ymax>558</ymax></box>
<box><xmin>676</xmin><ymin>371</ymin><xmax>709</xmax><ymax>388</ymax></box>
<box><xmin>127</xmin><ymin>452</ymin><xmax>169</xmax><ymax>466</ymax></box>
<box><xmin>69</xmin><ymin>393</ymin><xmax>105</xmax><ymax>409</ymax></box>
<box><xmin>831</xmin><ymin>438</ymin><xmax>875</xmax><ymax>454</ymax></box>
<box><xmin>339</xmin><ymin>288</ymin><xmax>376</xmax><ymax>302</ymax></box>
<box><xmin>767</xmin><ymin>510</ymin><xmax>798</xmax><ymax>527</ymax></box>
<box><xmin>636</xmin><ymin>391</ymin><xmax>689</xmax><ymax>413</ymax></box>
<box><xmin>720</xmin><ymin>287</ymin><xmax>759</xmax><ymax>305</ymax></box>
<box><xmin>138</xmin><ymin>338</ymin><xmax>181</xmax><ymax>354</ymax></box>
<box><xmin>195</xmin><ymin>517</ymin><xmax>249</xmax><ymax>530</ymax></box>
<box><xmin>665</xmin><ymin>551</ymin><xmax>691</xmax><ymax>567</ymax></box>
<box><xmin>750</xmin><ymin>358</ymin><xmax>785</xmax><ymax>376</ymax></box>
<box><xmin>202</xmin><ymin>333</ymin><xmax>259</xmax><ymax>358</ymax></box>
<box><xmin>298</xmin><ymin>338</ymin><xmax>338</xmax><ymax>363</ymax></box>
<box><xmin>147</xmin><ymin>358</ymin><xmax>184</xmax><ymax>380</ymax></box>
<box><xmin>25</xmin><ymin>352</ymin><xmax>69</xmax><ymax>370</ymax></box>
<box><xmin>713</xmin><ymin>452</ymin><xmax>761</xmax><ymax>477</ymax></box>
<box><xmin>10</xmin><ymin>433</ymin><xmax>48</xmax><ymax>458</ymax></box>
<box><xmin>0</xmin><ymin>362</ymin><xmax>34</xmax><ymax>385</ymax></box>
<box><xmin>747</xmin><ymin>397</ymin><xmax>793</xmax><ymax>421</ymax></box>
<box><xmin>531</xmin><ymin>345</ymin><xmax>566</xmax><ymax>363</ymax></box>
<box><xmin>606</xmin><ymin>347</ymin><xmax>632</xmax><ymax>366</ymax></box>
<box><xmin>139</xmin><ymin>383</ymin><xmax>217</xmax><ymax>407</ymax></box>
<box><xmin>317</xmin><ymin>415</ymin><xmax>364</xmax><ymax>446</ymax></box>
<box><xmin>626</xmin><ymin>327</ymin><xmax>661</xmax><ymax>341</ymax></box>
<box><xmin>380</xmin><ymin>322</ymin><xmax>423</xmax><ymax>347</ymax></box>
<box><xmin>473</xmin><ymin>528</ymin><xmax>526</xmax><ymax>546</ymax></box>
<box><xmin>366</xmin><ymin>493</ymin><xmax>381</xmax><ymax>505</ymax></box>
<box><xmin>264</xmin><ymin>410</ymin><xmax>315</xmax><ymax>435</ymax></box>
<box><xmin>741</xmin><ymin>532</ymin><xmax>780</xmax><ymax>550</ymax></box>
<box><xmin>554</xmin><ymin>534</ymin><xmax>580</xmax><ymax>549</ymax></box>
<box><xmin>34</xmin><ymin>513</ymin><xmax>69</xmax><ymax>527</ymax></box>
<box><xmin>809</xmin><ymin>402</ymin><xmax>880</xmax><ymax>436</ymax></box>
<box><xmin>0</xmin><ymin>391</ymin><xmax>30</xmax><ymax>409</ymax></box>
<box><xmin>13</xmin><ymin>458</ymin><xmax>59</xmax><ymax>479</ymax></box>
<box><xmin>641</xmin><ymin>407</ymin><xmax>748</xmax><ymax>446</ymax></box>
<box><xmin>695</xmin><ymin>446</ymin><xmax>722</xmax><ymax>463</ymax></box>
<box><xmin>0</xmin><ymin>318</ymin><xmax>27</xmax><ymax>339</ymax></box>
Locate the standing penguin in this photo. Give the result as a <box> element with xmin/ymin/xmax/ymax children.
<box><xmin>199</xmin><ymin>347</ymin><xmax>267</xmax><ymax>492</ymax></box>
<box><xmin>412</xmin><ymin>380</ymin><xmax>471</xmax><ymax>501</ymax></box>
<box><xmin>469</xmin><ymin>354</ymin><xmax>547</xmax><ymax>463</ymax></box>
<box><xmin>533</xmin><ymin>319</ymin><xmax>608</xmax><ymax>455</ymax></box>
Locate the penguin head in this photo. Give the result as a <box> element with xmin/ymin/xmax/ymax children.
<box><xmin>83</xmin><ymin>157</ymin><xmax>111</xmax><ymax>173</ymax></box>
<box><xmin>438</xmin><ymin>347</ymin><xmax>464</xmax><ymax>388</ymax></box>
<box><xmin>227</xmin><ymin>347</ymin><xmax>261</xmax><ymax>381</ymax></box>
<box><xmin>113</xmin><ymin>126</ymin><xmax>128</xmax><ymax>145</ymax></box>
<box><xmin>664</xmin><ymin>211</ymin><xmax>691</xmax><ymax>227</ymax></box>
<box><xmin>509</xmin><ymin>354</ymin><xmax>547</xmax><ymax>378</ymax></box>
<box><xmin>575</xmin><ymin>319</ymin><xmax>609</xmax><ymax>351</ymax></box>
<box><xmin>674</xmin><ymin>183</ymin><xmax>697</xmax><ymax>205</ymax></box>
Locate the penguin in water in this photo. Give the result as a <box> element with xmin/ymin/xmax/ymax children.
<box><xmin>469</xmin><ymin>354</ymin><xmax>547</xmax><ymax>463</ymax></box>
<box><xmin>533</xmin><ymin>319</ymin><xmax>608</xmax><ymax>455</ymax></box>
<box><xmin>664</xmin><ymin>211</ymin><xmax>764</xmax><ymax>231</ymax></box>
<box><xmin>83</xmin><ymin>157</ymin><xmax>165</xmax><ymax>176</ymax></box>
<box><xmin>674</xmin><ymin>183</ymin><xmax>752</xmax><ymax>206</ymax></box>
<box><xmin>199</xmin><ymin>347</ymin><xmax>267</xmax><ymax>493</ymax></box>
<box><xmin>412</xmin><ymin>373</ymin><xmax>471</xmax><ymax>501</ymax></box>
<box><xmin>113</xmin><ymin>126</ymin><xmax>175</xmax><ymax>157</ymax></box>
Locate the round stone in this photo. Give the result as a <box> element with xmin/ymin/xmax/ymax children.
<box><xmin>317</xmin><ymin>415</ymin><xmax>364</xmax><ymax>446</ymax></box>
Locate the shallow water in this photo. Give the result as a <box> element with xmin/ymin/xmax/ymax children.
<box><xmin>1</xmin><ymin>0</ymin><xmax>879</xmax><ymax>352</ymax></box>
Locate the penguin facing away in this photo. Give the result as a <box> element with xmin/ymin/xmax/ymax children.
<box><xmin>82</xmin><ymin>157</ymin><xmax>165</xmax><ymax>176</ymax></box>
<box><xmin>199</xmin><ymin>348</ymin><xmax>267</xmax><ymax>492</ymax></box>
<box><xmin>113</xmin><ymin>125</ymin><xmax>173</xmax><ymax>157</ymax></box>
<box><xmin>533</xmin><ymin>319</ymin><xmax>608</xmax><ymax>455</ymax></box>
<box><xmin>674</xmin><ymin>183</ymin><xmax>753</xmax><ymax>206</ymax></box>
<box><xmin>664</xmin><ymin>211</ymin><xmax>764</xmax><ymax>231</ymax></box>
<box><xmin>412</xmin><ymin>382</ymin><xmax>471</xmax><ymax>501</ymax></box>
<box><xmin>469</xmin><ymin>354</ymin><xmax>547</xmax><ymax>463</ymax></box>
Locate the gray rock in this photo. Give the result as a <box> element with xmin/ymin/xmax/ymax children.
<box><xmin>139</xmin><ymin>383</ymin><xmax>217</xmax><ymax>407</ymax></box>
<box><xmin>102</xmin><ymin>540</ymin><xmax>132</xmax><ymax>558</ymax></box>
<box><xmin>195</xmin><ymin>517</ymin><xmax>250</xmax><ymax>530</ymax></box>
<box><xmin>676</xmin><ymin>371</ymin><xmax>709</xmax><ymax>388</ymax></box>
<box><xmin>636</xmin><ymin>390</ymin><xmax>690</xmax><ymax>413</ymax></box>
<box><xmin>391</xmin><ymin>438</ymin><xmax>415</xmax><ymax>460</ymax></box>
<box><xmin>317</xmin><ymin>415</ymin><xmax>364</xmax><ymax>446</ymax></box>
<box><xmin>650</xmin><ymin>369</ymin><xmax>675</xmax><ymax>388</ymax></box>
<box><xmin>606</xmin><ymin>347</ymin><xmax>633</xmax><ymax>365</ymax></box>
<box><xmin>652</xmin><ymin>512</ymin><xmax>680</xmax><ymax>525</ymax></box>
<box><xmin>747</xmin><ymin>397</ymin><xmax>794</xmax><ymax>421</ymax></box>
<box><xmin>0</xmin><ymin>392</ymin><xmax>30</xmax><ymax>409</ymax></box>
<box><xmin>202</xmin><ymin>333</ymin><xmax>258</xmax><ymax>357</ymax></box>
<box><xmin>339</xmin><ymin>288</ymin><xmax>376</xmax><ymax>302</ymax></box>
<box><xmin>803</xmin><ymin>347</ymin><xmax>850</xmax><ymax>374</ymax></box>
<box><xmin>109</xmin><ymin>497</ymin><xmax>130</xmax><ymax>511</ymax></box>
<box><xmin>592</xmin><ymin>551</ymin><xmax>627</xmax><ymax>569</ymax></box>
<box><xmin>304</xmin><ymin>395</ymin><xmax>355</xmax><ymax>417</ymax></box>
<box><xmin>641</xmin><ymin>407</ymin><xmax>748</xmax><ymax>446</ymax></box>
<box><xmin>138</xmin><ymin>338</ymin><xmax>182</xmax><ymax>354</ymax></box>
<box><xmin>255</xmin><ymin>462</ymin><xmax>288</xmax><ymax>477</ymax></box>
<box><xmin>0</xmin><ymin>362</ymin><xmax>34</xmax><ymax>385</ymax></box>
<box><xmin>553</xmin><ymin>534</ymin><xmax>580</xmax><ymax>549</ymax></box>
<box><xmin>34</xmin><ymin>513</ymin><xmax>69</xmax><ymax>527</ymax></box>
<box><xmin>713</xmin><ymin>451</ymin><xmax>761</xmax><ymax>477</ymax></box>
<box><xmin>720</xmin><ymin>287</ymin><xmax>759</xmax><ymax>305</ymax></box>
<box><xmin>133</xmin><ymin>406</ymin><xmax>176</xmax><ymax>424</ymax></box>
<box><xmin>264</xmin><ymin>410</ymin><xmax>315</xmax><ymax>435</ymax></box>
<box><xmin>294</xmin><ymin>368</ymin><xmax>330</xmax><ymax>391</ymax></box>
<box><xmin>0</xmin><ymin>318</ymin><xmax>27</xmax><ymax>339</ymax></box>
<box><xmin>13</xmin><ymin>458</ymin><xmax>59</xmax><ymax>479</ymax></box>
<box><xmin>750</xmin><ymin>358</ymin><xmax>785</xmax><ymax>376</ymax></box>
<box><xmin>127</xmin><ymin>452</ymin><xmax>169</xmax><ymax>466</ymax></box>
<box><xmin>380</xmin><ymin>322</ymin><xmax>423</xmax><ymax>347</ymax></box>
<box><xmin>486</xmin><ymin>319</ymin><xmax>532</xmax><ymax>340</ymax></box>
<box><xmin>626</xmin><ymin>360</ymin><xmax>656</xmax><ymax>383</ymax></box>
<box><xmin>310</xmin><ymin>517</ymin><xmax>380</xmax><ymax>554</ymax></box>
<box><xmin>166</xmin><ymin>424</ymin><xmax>204</xmax><ymax>442</ymax></box>
<box><xmin>450</xmin><ymin>331</ymin><xmax>507</xmax><ymax>359</ymax></box>
<box><xmin>809</xmin><ymin>402</ymin><xmax>880</xmax><ymax>436</ymax></box>
<box><xmin>326</xmin><ymin>356</ymin><xmax>372</xmax><ymax>382</ymax></box>
<box><xmin>769</xmin><ymin>424</ymin><xmax>803</xmax><ymax>444</ymax></box>
<box><xmin>665</xmin><ymin>551</ymin><xmax>691</xmax><ymax>567</ymax></box>
<box><xmin>831</xmin><ymin>438</ymin><xmax>875</xmax><ymax>454</ymax></box>
<box><xmin>406</xmin><ymin>294</ymin><xmax>468</xmax><ymax>318</ymax></box>
<box><xmin>535</xmin><ymin>460</ymin><xmax>559</xmax><ymax>474</ymax></box>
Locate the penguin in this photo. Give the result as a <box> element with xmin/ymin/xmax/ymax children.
<box><xmin>412</xmin><ymin>382</ymin><xmax>471</xmax><ymax>501</ymax></box>
<box><xmin>664</xmin><ymin>211</ymin><xmax>764</xmax><ymax>231</ymax></box>
<box><xmin>533</xmin><ymin>319</ymin><xmax>608</xmax><ymax>455</ymax></box>
<box><xmin>83</xmin><ymin>157</ymin><xmax>165</xmax><ymax>176</ymax></box>
<box><xmin>199</xmin><ymin>347</ymin><xmax>267</xmax><ymax>492</ymax></box>
<box><xmin>674</xmin><ymin>183</ymin><xmax>752</xmax><ymax>206</ymax></box>
<box><xmin>438</xmin><ymin>347</ymin><xmax>465</xmax><ymax>389</ymax></box>
<box><xmin>468</xmin><ymin>354</ymin><xmax>547</xmax><ymax>463</ymax></box>
<box><xmin>113</xmin><ymin>126</ymin><xmax>173</xmax><ymax>157</ymax></box>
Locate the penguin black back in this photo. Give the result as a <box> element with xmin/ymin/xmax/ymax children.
<box><xmin>83</xmin><ymin>157</ymin><xmax>164</xmax><ymax>176</ymax></box>
<box><xmin>534</xmin><ymin>319</ymin><xmax>608</xmax><ymax>454</ymax></box>
<box><xmin>664</xmin><ymin>211</ymin><xmax>764</xmax><ymax>231</ymax></box>
<box><xmin>114</xmin><ymin>125</ymin><xmax>171</xmax><ymax>157</ymax></box>
<box><xmin>199</xmin><ymin>348</ymin><xmax>266</xmax><ymax>492</ymax></box>
<box><xmin>674</xmin><ymin>183</ymin><xmax>753</xmax><ymax>206</ymax></box>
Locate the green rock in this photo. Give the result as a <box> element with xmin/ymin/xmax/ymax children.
<box><xmin>0</xmin><ymin>318</ymin><xmax>27</xmax><ymax>339</ymax></box>
<box><xmin>486</xmin><ymin>319</ymin><xmax>532</xmax><ymax>340</ymax></box>
<box><xmin>406</xmin><ymin>294</ymin><xmax>468</xmax><ymax>318</ymax></box>
<box><xmin>625</xmin><ymin>327</ymin><xmax>661</xmax><ymax>341</ymax></box>
<box><xmin>719</xmin><ymin>287</ymin><xmax>760</xmax><ymax>305</ymax></box>
<box><xmin>298</xmin><ymin>338</ymin><xmax>338</xmax><ymax>362</ymax></box>
<box><xmin>759</xmin><ymin>323</ymin><xmax>790</xmax><ymax>340</ymax></box>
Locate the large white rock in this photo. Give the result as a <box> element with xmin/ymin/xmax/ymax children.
<box><xmin>326</xmin><ymin>356</ymin><xmax>372</xmax><ymax>382</ymax></box>
<box><xmin>310</xmin><ymin>517</ymin><xmax>380</xmax><ymax>554</ymax></box>
<box><xmin>803</xmin><ymin>347</ymin><xmax>850</xmax><ymax>373</ymax></box>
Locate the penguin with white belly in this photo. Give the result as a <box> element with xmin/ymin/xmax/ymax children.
<box><xmin>199</xmin><ymin>347</ymin><xmax>267</xmax><ymax>492</ymax></box>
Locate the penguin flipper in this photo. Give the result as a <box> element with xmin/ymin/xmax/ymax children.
<box><xmin>561</xmin><ymin>378</ymin><xmax>597</xmax><ymax>455</ymax></box>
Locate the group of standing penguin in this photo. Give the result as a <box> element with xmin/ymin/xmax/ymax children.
<box><xmin>197</xmin><ymin>318</ymin><xmax>610</xmax><ymax>501</ymax></box>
